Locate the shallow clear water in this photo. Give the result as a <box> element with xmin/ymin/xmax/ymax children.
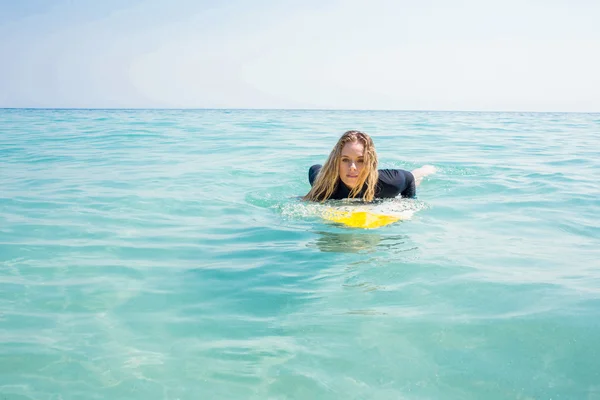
<box><xmin>1</xmin><ymin>109</ymin><xmax>599</xmax><ymax>399</ymax></box>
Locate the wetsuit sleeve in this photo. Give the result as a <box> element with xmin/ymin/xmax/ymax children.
<box><xmin>378</xmin><ymin>169</ymin><xmax>416</xmax><ymax>198</ymax></box>
<box><xmin>401</xmin><ymin>171</ymin><xmax>416</xmax><ymax>198</ymax></box>
<box><xmin>308</xmin><ymin>164</ymin><xmax>322</xmax><ymax>186</ymax></box>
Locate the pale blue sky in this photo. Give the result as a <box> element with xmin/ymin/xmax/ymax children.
<box><xmin>1</xmin><ymin>0</ymin><xmax>599</xmax><ymax>111</ymax></box>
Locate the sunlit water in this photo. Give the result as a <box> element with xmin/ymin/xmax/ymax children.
<box><xmin>1</xmin><ymin>109</ymin><xmax>599</xmax><ymax>399</ymax></box>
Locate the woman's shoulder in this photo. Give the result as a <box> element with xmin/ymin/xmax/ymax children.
<box><xmin>377</xmin><ymin>168</ymin><xmax>414</xmax><ymax>186</ymax></box>
<box><xmin>308</xmin><ymin>164</ymin><xmax>322</xmax><ymax>185</ymax></box>
<box><xmin>376</xmin><ymin>168</ymin><xmax>416</xmax><ymax>198</ymax></box>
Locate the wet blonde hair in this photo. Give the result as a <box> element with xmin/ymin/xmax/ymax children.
<box><xmin>304</xmin><ymin>130</ymin><xmax>379</xmax><ymax>202</ymax></box>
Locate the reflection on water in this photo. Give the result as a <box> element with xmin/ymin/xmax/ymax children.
<box><xmin>308</xmin><ymin>231</ymin><xmax>414</xmax><ymax>254</ymax></box>
<box><xmin>308</xmin><ymin>231</ymin><xmax>382</xmax><ymax>253</ymax></box>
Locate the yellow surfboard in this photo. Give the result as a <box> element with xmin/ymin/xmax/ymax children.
<box><xmin>322</xmin><ymin>209</ymin><xmax>401</xmax><ymax>229</ymax></box>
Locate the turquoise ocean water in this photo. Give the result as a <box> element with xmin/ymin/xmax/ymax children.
<box><xmin>1</xmin><ymin>109</ymin><xmax>599</xmax><ymax>399</ymax></box>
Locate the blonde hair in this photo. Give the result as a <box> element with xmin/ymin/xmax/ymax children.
<box><xmin>304</xmin><ymin>130</ymin><xmax>379</xmax><ymax>202</ymax></box>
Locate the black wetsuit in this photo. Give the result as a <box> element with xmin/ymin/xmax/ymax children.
<box><xmin>308</xmin><ymin>164</ymin><xmax>416</xmax><ymax>200</ymax></box>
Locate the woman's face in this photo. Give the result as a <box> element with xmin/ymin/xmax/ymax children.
<box><xmin>339</xmin><ymin>141</ymin><xmax>365</xmax><ymax>188</ymax></box>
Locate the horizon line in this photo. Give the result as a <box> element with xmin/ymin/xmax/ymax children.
<box><xmin>1</xmin><ymin>107</ymin><xmax>599</xmax><ymax>114</ymax></box>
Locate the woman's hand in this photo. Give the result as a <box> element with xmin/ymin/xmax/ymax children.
<box><xmin>411</xmin><ymin>165</ymin><xmax>437</xmax><ymax>187</ymax></box>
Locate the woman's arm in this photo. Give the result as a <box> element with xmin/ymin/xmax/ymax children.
<box><xmin>411</xmin><ymin>165</ymin><xmax>437</xmax><ymax>187</ymax></box>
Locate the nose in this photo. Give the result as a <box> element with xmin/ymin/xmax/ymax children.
<box><xmin>349</xmin><ymin>162</ymin><xmax>357</xmax><ymax>171</ymax></box>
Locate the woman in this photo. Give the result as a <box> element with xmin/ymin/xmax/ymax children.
<box><xmin>304</xmin><ymin>130</ymin><xmax>435</xmax><ymax>202</ymax></box>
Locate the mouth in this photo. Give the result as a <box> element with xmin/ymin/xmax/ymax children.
<box><xmin>347</xmin><ymin>175</ymin><xmax>358</xmax><ymax>179</ymax></box>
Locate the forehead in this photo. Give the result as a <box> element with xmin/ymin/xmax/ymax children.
<box><xmin>341</xmin><ymin>141</ymin><xmax>364</xmax><ymax>156</ymax></box>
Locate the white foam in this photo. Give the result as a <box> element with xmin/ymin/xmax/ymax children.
<box><xmin>278</xmin><ymin>197</ymin><xmax>427</xmax><ymax>222</ymax></box>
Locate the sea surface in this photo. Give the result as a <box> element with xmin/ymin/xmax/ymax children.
<box><xmin>1</xmin><ymin>109</ymin><xmax>599</xmax><ymax>400</ymax></box>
